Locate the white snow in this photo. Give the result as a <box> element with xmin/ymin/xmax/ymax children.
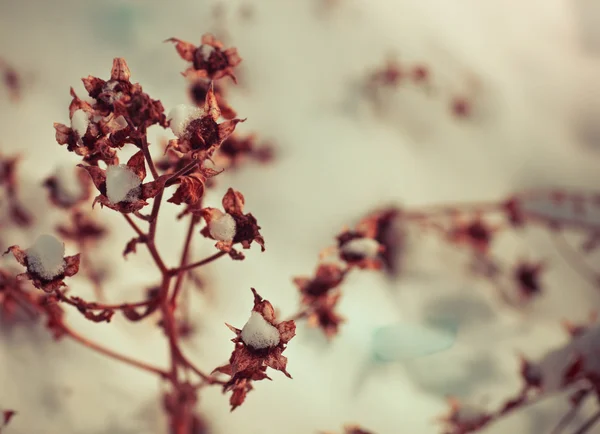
<box><xmin>53</xmin><ymin>165</ymin><xmax>85</xmax><ymax>205</ymax></box>
<box><xmin>167</xmin><ymin>104</ymin><xmax>203</xmax><ymax>138</ymax></box>
<box><xmin>340</xmin><ymin>237</ymin><xmax>381</xmax><ymax>259</ymax></box>
<box><xmin>105</xmin><ymin>164</ymin><xmax>142</xmax><ymax>204</ymax></box>
<box><xmin>26</xmin><ymin>234</ymin><xmax>66</xmax><ymax>280</ymax></box>
<box><xmin>241</xmin><ymin>311</ymin><xmax>280</xmax><ymax>350</ymax></box>
<box><xmin>209</xmin><ymin>212</ymin><xmax>237</xmax><ymax>242</ymax></box>
<box><xmin>71</xmin><ymin>109</ymin><xmax>90</xmax><ymax>138</ymax></box>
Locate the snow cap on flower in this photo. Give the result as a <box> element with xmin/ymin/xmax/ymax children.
<box><xmin>26</xmin><ymin>234</ymin><xmax>66</xmax><ymax>280</ymax></box>
<box><xmin>79</xmin><ymin>150</ymin><xmax>167</xmax><ymax>214</ymax></box>
<box><xmin>70</xmin><ymin>109</ymin><xmax>90</xmax><ymax>139</ymax></box>
<box><xmin>105</xmin><ymin>164</ymin><xmax>142</xmax><ymax>204</ymax></box>
<box><xmin>3</xmin><ymin>234</ymin><xmax>80</xmax><ymax>292</ymax></box>
<box><xmin>167</xmin><ymin>104</ymin><xmax>203</xmax><ymax>138</ymax></box>
<box><xmin>340</xmin><ymin>237</ymin><xmax>381</xmax><ymax>260</ymax></box>
<box><xmin>208</xmin><ymin>211</ymin><xmax>236</xmax><ymax>242</ymax></box>
<box><xmin>241</xmin><ymin>311</ymin><xmax>280</xmax><ymax>350</ymax></box>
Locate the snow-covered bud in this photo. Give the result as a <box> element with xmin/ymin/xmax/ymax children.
<box><xmin>26</xmin><ymin>234</ymin><xmax>66</xmax><ymax>280</ymax></box>
<box><xmin>241</xmin><ymin>311</ymin><xmax>280</xmax><ymax>350</ymax></box>
<box><xmin>208</xmin><ymin>211</ymin><xmax>236</xmax><ymax>242</ymax></box>
<box><xmin>105</xmin><ymin>164</ymin><xmax>142</xmax><ymax>204</ymax></box>
<box><xmin>167</xmin><ymin>104</ymin><xmax>203</xmax><ymax>138</ymax></box>
<box><xmin>340</xmin><ymin>237</ymin><xmax>381</xmax><ymax>260</ymax></box>
<box><xmin>71</xmin><ymin>109</ymin><xmax>90</xmax><ymax>139</ymax></box>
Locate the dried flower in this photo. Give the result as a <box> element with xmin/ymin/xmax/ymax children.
<box><xmin>78</xmin><ymin>151</ymin><xmax>168</xmax><ymax>213</ymax></box>
<box><xmin>167</xmin><ymin>33</ymin><xmax>242</xmax><ymax>83</ymax></box>
<box><xmin>213</xmin><ymin>288</ymin><xmax>295</xmax><ymax>410</ymax></box>
<box><xmin>4</xmin><ymin>234</ymin><xmax>80</xmax><ymax>293</ymax></box>
<box><xmin>199</xmin><ymin>188</ymin><xmax>265</xmax><ymax>253</ymax></box>
<box><xmin>294</xmin><ymin>263</ymin><xmax>347</xmax><ymax>303</ymax></box>
<box><xmin>166</xmin><ymin>87</ymin><xmax>244</xmax><ymax>156</ymax></box>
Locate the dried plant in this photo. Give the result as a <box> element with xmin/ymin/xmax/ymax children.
<box><xmin>2</xmin><ymin>28</ymin><xmax>600</xmax><ymax>434</ymax></box>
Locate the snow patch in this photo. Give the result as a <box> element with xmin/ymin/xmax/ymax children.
<box><xmin>167</xmin><ymin>104</ymin><xmax>203</xmax><ymax>138</ymax></box>
<box><xmin>105</xmin><ymin>164</ymin><xmax>142</xmax><ymax>204</ymax></box>
<box><xmin>71</xmin><ymin>109</ymin><xmax>90</xmax><ymax>138</ymax></box>
<box><xmin>209</xmin><ymin>212</ymin><xmax>236</xmax><ymax>242</ymax></box>
<box><xmin>26</xmin><ymin>234</ymin><xmax>66</xmax><ymax>280</ymax></box>
<box><xmin>341</xmin><ymin>237</ymin><xmax>381</xmax><ymax>259</ymax></box>
<box><xmin>241</xmin><ymin>311</ymin><xmax>280</xmax><ymax>350</ymax></box>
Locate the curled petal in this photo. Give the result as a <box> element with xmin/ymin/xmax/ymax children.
<box><xmin>204</xmin><ymin>86</ymin><xmax>221</xmax><ymax>121</ymax></box>
<box><xmin>3</xmin><ymin>245</ymin><xmax>27</xmax><ymax>266</ymax></box>
<box><xmin>166</xmin><ymin>38</ymin><xmax>196</xmax><ymax>62</ymax></box>
<box><xmin>78</xmin><ymin>164</ymin><xmax>107</xmax><ymax>193</ymax></box>
<box><xmin>264</xmin><ymin>347</ymin><xmax>291</xmax><ymax>378</ymax></box>
<box><xmin>141</xmin><ymin>175</ymin><xmax>168</xmax><ymax>200</ymax></box>
<box><xmin>63</xmin><ymin>254</ymin><xmax>80</xmax><ymax>277</ymax></box>
<box><xmin>218</xmin><ymin>118</ymin><xmax>245</xmax><ymax>143</ymax></box>
<box><xmin>251</xmin><ymin>288</ymin><xmax>276</xmax><ymax>323</ymax></box>
<box><xmin>277</xmin><ymin>320</ymin><xmax>296</xmax><ymax>344</ymax></box>
<box><xmin>110</xmin><ymin>58</ymin><xmax>131</xmax><ymax>82</ymax></box>
<box><xmin>222</xmin><ymin>188</ymin><xmax>245</xmax><ymax>215</ymax></box>
<box><xmin>126</xmin><ymin>150</ymin><xmax>147</xmax><ymax>181</ymax></box>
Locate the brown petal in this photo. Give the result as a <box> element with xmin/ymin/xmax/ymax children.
<box><xmin>230</xmin><ymin>345</ymin><xmax>261</xmax><ymax>374</ymax></box>
<box><xmin>222</xmin><ymin>188</ymin><xmax>245</xmax><ymax>215</ymax></box>
<box><xmin>3</xmin><ymin>245</ymin><xmax>27</xmax><ymax>267</ymax></box>
<box><xmin>167</xmin><ymin>175</ymin><xmax>205</xmax><ymax>206</ymax></box>
<box><xmin>225</xmin><ymin>322</ymin><xmax>242</xmax><ymax>335</ymax></box>
<box><xmin>217</xmin><ymin>118</ymin><xmax>245</xmax><ymax>144</ymax></box>
<box><xmin>201</xmin><ymin>33</ymin><xmax>223</xmax><ymax>49</ymax></box>
<box><xmin>166</xmin><ymin>38</ymin><xmax>196</xmax><ymax>62</ymax></box>
<box><xmin>78</xmin><ymin>164</ymin><xmax>107</xmax><ymax>193</ymax></box>
<box><xmin>63</xmin><ymin>254</ymin><xmax>80</xmax><ymax>277</ymax></box>
<box><xmin>53</xmin><ymin>123</ymin><xmax>72</xmax><ymax>145</ymax></box>
<box><xmin>229</xmin><ymin>379</ymin><xmax>251</xmax><ymax>411</ymax></box>
<box><xmin>264</xmin><ymin>347</ymin><xmax>291</xmax><ymax>378</ymax></box>
<box><xmin>224</xmin><ymin>48</ymin><xmax>242</xmax><ymax>68</ymax></box>
<box><xmin>110</xmin><ymin>58</ymin><xmax>131</xmax><ymax>82</ymax></box>
<box><xmin>126</xmin><ymin>150</ymin><xmax>147</xmax><ymax>181</ymax></box>
<box><xmin>250</xmin><ymin>288</ymin><xmax>276</xmax><ymax>323</ymax></box>
<box><xmin>37</xmin><ymin>278</ymin><xmax>66</xmax><ymax>293</ymax></box>
<box><xmin>81</xmin><ymin>75</ymin><xmax>106</xmax><ymax>95</ymax></box>
<box><xmin>212</xmin><ymin>363</ymin><xmax>233</xmax><ymax>376</ymax></box>
<box><xmin>140</xmin><ymin>175</ymin><xmax>168</xmax><ymax>200</ymax></box>
<box><xmin>277</xmin><ymin>320</ymin><xmax>296</xmax><ymax>344</ymax></box>
<box><xmin>204</xmin><ymin>86</ymin><xmax>221</xmax><ymax>121</ymax></box>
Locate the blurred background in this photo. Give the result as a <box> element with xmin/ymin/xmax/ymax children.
<box><xmin>1</xmin><ymin>0</ymin><xmax>600</xmax><ymax>433</ymax></box>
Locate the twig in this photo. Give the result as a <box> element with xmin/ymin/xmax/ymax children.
<box><xmin>572</xmin><ymin>410</ymin><xmax>600</xmax><ymax>434</ymax></box>
<box><xmin>61</xmin><ymin>322</ymin><xmax>169</xmax><ymax>378</ymax></box>
<box><xmin>169</xmin><ymin>251</ymin><xmax>227</xmax><ymax>275</ymax></box>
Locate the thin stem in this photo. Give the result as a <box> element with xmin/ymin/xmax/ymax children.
<box><xmin>61</xmin><ymin>322</ymin><xmax>168</xmax><ymax>378</ymax></box>
<box><xmin>170</xmin><ymin>215</ymin><xmax>200</xmax><ymax>307</ymax></box>
<box><xmin>56</xmin><ymin>290</ymin><xmax>155</xmax><ymax>311</ymax></box>
<box><xmin>165</xmin><ymin>160</ymin><xmax>200</xmax><ymax>187</ymax></box>
<box><xmin>550</xmin><ymin>231</ymin><xmax>600</xmax><ymax>289</ymax></box>
<box><xmin>572</xmin><ymin>410</ymin><xmax>600</xmax><ymax>434</ymax></box>
<box><xmin>549</xmin><ymin>403</ymin><xmax>585</xmax><ymax>434</ymax></box>
<box><xmin>140</xmin><ymin>136</ymin><xmax>159</xmax><ymax>180</ymax></box>
<box><xmin>170</xmin><ymin>251</ymin><xmax>227</xmax><ymax>275</ymax></box>
<box><xmin>123</xmin><ymin>214</ymin><xmax>145</xmax><ymax>237</ymax></box>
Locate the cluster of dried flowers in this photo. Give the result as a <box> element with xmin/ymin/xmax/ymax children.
<box><xmin>0</xmin><ymin>33</ymin><xmax>286</xmax><ymax>433</ymax></box>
